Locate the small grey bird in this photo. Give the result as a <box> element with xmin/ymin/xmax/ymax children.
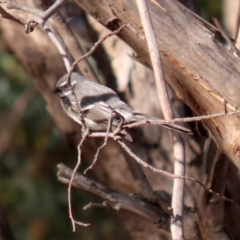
<box><xmin>54</xmin><ymin>72</ymin><xmax>191</xmax><ymax>141</ymax></box>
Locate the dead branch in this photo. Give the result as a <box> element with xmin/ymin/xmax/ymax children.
<box><xmin>57</xmin><ymin>163</ymin><xmax>204</xmax><ymax>239</ymax></box>
<box><xmin>57</xmin><ymin>163</ymin><xmax>170</xmax><ymax>229</ymax></box>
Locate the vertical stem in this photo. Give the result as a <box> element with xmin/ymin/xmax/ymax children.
<box><xmin>171</xmin><ymin>136</ymin><xmax>185</xmax><ymax>239</ymax></box>
<box><xmin>135</xmin><ymin>0</ymin><xmax>173</xmax><ymax>120</ymax></box>
<box><xmin>135</xmin><ymin>0</ymin><xmax>185</xmax><ymax>239</ymax></box>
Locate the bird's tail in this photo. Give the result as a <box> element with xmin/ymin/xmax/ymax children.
<box><xmin>131</xmin><ymin>113</ymin><xmax>192</xmax><ymax>134</ymax></box>
<box><xmin>161</xmin><ymin>123</ymin><xmax>192</xmax><ymax>134</ymax></box>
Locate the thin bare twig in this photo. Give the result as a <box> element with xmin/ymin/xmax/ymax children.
<box><xmin>52</xmin><ymin>13</ymin><xmax>99</xmax><ymax>82</ymax></box>
<box><xmin>83</xmin><ymin>111</ymin><xmax>113</xmax><ymax>174</ymax></box>
<box><xmin>125</xmin><ymin>109</ymin><xmax>240</xmax><ymax>129</ymax></box>
<box><xmin>7</xmin><ymin>7</ymin><xmax>70</xmax><ymax>71</ymax></box>
<box><xmin>64</xmin><ymin>24</ymin><xmax>129</xmax><ymax>139</ymax></box>
<box><xmin>7</xmin><ymin>0</ymin><xmax>65</xmax><ymax>30</ymax></box>
<box><xmin>63</xmin><ymin>23</ymin><xmax>129</xmax><ymax>147</ymax></box>
<box><xmin>57</xmin><ymin>163</ymin><xmax>170</xmax><ymax>230</ymax></box>
<box><xmin>135</xmin><ymin>2</ymin><xmax>172</xmax><ymax>119</ymax></box>
<box><xmin>117</xmin><ymin>140</ymin><xmax>240</xmax><ymax>208</ymax></box>
<box><xmin>68</xmin><ymin>130</ymin><xmax>90</xmax><ymax>231</ymax></box>
<box><xmin>171</xmin><ymin>135</ymin><xmax>185</xmax><ymax>238</ymax></box>
<box><xmin>121</xmin><ymin>140</ymin><xmax>171</xmax><ymax>214</ymax></box>
<box><xmin>67</xmin><ymin>24</ymin><xmax>127</xmax><ymax>80</ymax></box>
<box><xmin>37</xmin><ymin>0</ymin><xmax>65</xmax><ymax>21</ymax></box>
<box><xmin>88</xmin><ymin>132</ymin><xmax>121</xmax><ymax>139</ymax></box>
<box><xmin>83</xmin><ymin>202</ymin><xmax>107</xmax><ymax>210</ymax></box>
<box><xmin>39</xmin><ymin>19</ymin><xmax>71</xmax><ymax>71</ymax></box>
<box><xmin>135</xmin><ymin>0</ymin><xmax>185</xmax><ymax>238</ymax></box>
<box><xmin>6</xmin><ymin>0</ymin><xmax>98</xmax><ymax>81</ymax></box>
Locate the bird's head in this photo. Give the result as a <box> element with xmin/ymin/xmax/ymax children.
<box><xmin>54</xmin><ymin>73</ymin><xmax>77</xmax><ymax>98</ymax></box>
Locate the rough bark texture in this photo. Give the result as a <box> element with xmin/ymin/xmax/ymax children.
<box><xmin>74</xmin><ymin>0</ymin><xmax>240</xmax><ymax>170</ymax></box>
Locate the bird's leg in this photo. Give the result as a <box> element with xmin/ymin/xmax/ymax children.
<box><xmin>79</xmin><ymin>109</ymin><xmax>87</xmax><ymax>133</ymax></box>
<box><xmin>81</xmin><ymin>126</ymin><xmax>90</xmax><ymax>139</ymax></box>
<box><xmin>112</xmin><ymin>111</ymin><xmax>125</xmax><ymax>139</ymax></box>
<box><xmin>84</xmin><ymin>112</ymin><xmax>114</xmax><ymax>174</ymax></box>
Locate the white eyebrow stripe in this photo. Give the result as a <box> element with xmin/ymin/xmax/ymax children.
<box><xmin>59</xmin><ymin>79</ymin><xmax>77</xmax><ymax>87</ymax></box>
<box><xmin>59</xmin><ymin>81</ymin><xmax>67</xmax><ymax>87</ymax></box>
<box><xmin>71</xmin><ymin>80</ymin><xmax>77</xmax><ymax>85</ymax></box>
<box><xmin>60</xmin><ymin>90</ymin><xmax>73</xmax><ymax>97</ymax></box>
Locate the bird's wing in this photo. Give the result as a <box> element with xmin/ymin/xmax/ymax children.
<box><xmin>81</xmin><ymin>102</ymin><xmax>133</xmax><ymax>140</ymax></box>
<box><xmin>81</xmin><ymin>102</ymin><xmax>122</xmax><ymax>130</ymax></box>
<box><xmin>116</xmin><ymin>105</ymin><xmax>192</xmax><ymax>134</ymax></box>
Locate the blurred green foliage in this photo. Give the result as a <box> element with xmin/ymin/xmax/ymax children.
<box><xmin>199</xmin><ymin>0</ymin><xmax>222</xmax><ymax>21</ymax></box>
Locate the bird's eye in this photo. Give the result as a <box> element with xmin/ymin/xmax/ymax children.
<box><xmin>63</xmin><ymin>84</ymin><xmax>69</xmax><ymax>88</ymax></box>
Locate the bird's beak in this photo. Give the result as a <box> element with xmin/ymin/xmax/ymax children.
<box><xmin>53</xmin><ymin>87</ymin><xmax>60</xmax><ymax>93</ymax></box>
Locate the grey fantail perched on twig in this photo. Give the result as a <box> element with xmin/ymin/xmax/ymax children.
<box><xmin>54</xmin><ymin>72</ymin><xmax>191</xmax><ymax>141</ymax></box>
